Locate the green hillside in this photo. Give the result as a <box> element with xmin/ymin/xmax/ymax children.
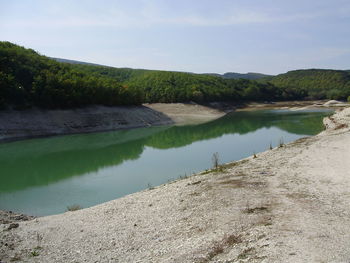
<box><xmin>0</xmin><ymin>42</ymin><xmax>283</xmax><ymax>109</ymax></box>
<box><xmin>1</xmin><ymin>42</ymin><xmax>349</xmax><ymax>109</ymax></box>
<box><xmin>0</xmin><ymin>42</ymin><xmax>141</xmax><ymax>109</ymax></box>
<box><xmin>268</xmin><ymin>69</ymin><xmax>350</xmax><ymax>100</ymax></box>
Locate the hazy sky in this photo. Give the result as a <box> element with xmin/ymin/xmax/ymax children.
<box><xmin>1</xmin><ymin>0</ymin><xmax>350</xmax><ymax>74</ymax></box>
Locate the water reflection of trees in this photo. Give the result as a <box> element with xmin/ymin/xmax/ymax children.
<box><xmin>0</xmin><ymin>110</ymin><xmax>330</xmax><ymax>192</ymax></box>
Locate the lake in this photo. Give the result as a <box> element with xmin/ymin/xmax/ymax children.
<box><xmin>0</xmin><ymin>109</ymin><xmax>332</xmax><ymax>216</ymax></box>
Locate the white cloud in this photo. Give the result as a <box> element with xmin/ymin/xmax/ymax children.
<box><xmin>1</xmin><ymin>0</ymin><xmax>338</xmax><ymax>31</ymax></box>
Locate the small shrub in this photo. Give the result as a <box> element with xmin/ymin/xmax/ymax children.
<box><xmin>269</xmin><ymin>143</ymin><xmax>273</xmax><ymax>150</ymax></box>
<box><xmin>66</xmin><ymin>204</ymin><xmax>82</xmax><ymax>211</ymax></box>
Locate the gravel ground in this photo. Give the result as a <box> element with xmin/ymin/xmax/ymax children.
<box><xmin>1</xmin><ymin>107</ymin><xmax>350</xmax><ymax>263</ymax></box>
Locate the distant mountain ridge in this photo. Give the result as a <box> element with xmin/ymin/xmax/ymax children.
<box><xmin>205</xmin><ymin>72</ymin><xmax>273</xmax><ymax>80</ymax></box>
<box><xmin>52</xmin><ymin>57</ymin><xmax>272</xmax><ymax>80</ymax></box>
<box><xmin>51</xmin><ymin>57</ymin><xmax>107</xmax><ymax>67</ymax></box>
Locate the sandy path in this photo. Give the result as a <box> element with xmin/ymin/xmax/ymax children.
<box><xmin>1</xmin><ymin>108</ymin><xmax>350</xmax><ymax>262</ymax></box>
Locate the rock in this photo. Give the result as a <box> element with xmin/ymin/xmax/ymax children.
<box><xmin>323</xmin><ymin>100</ymin><xmax>344</xmax><ymax>106</ymax></box>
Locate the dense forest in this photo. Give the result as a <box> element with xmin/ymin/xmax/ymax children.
<box><xmin>1</xmin><ymin>41</ymin><xmax>350</xmax><ymax>109</ymax></box>
<box><xmin>268</xmin><ymin>69</ymin><xmax>350</xmax><ymax>100</ymax></box>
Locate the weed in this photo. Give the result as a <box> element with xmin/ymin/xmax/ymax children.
<box><xmin>66</xmin><ymin>204</ymin><xmax>82</xmax><ymax>211</ymax></box>
<box><xmin>253</xmin><ymin>152</ymin><xmax>257</xmax><ymax>158</ymax></box>
<box><xmin>178</xmin><ymin>173</ymin><xmax>188</xmax><ymax>180</ymax></box>
<box><xmin>147</xmin><ymin>183</ymin><xmax>154</xmax><ymax>190</ymax></box>
<box><xmin>36</xmin><ymin>232</ymin><xmax>43</xmax><ymax>245</ymax></box>
<box><xmin>31</xmin><ymin>250</ymin><xmax>39</xmax><ymax>257</ymax></box>
<box><xmin>269</xmin><ymin>142</ymin><xmax>273</xmax><ymax>150</ymax></box>
<box><xmin>212</xmin><ymin>152</ymin><xmax>220</xmax><ymax>169</ymax></box>
<box><xmin>214</xmin><ymin>166</ymin><xmax>225</xmax><ymax>173</ymax></box>
<box><xmin>201</xmin><ymin>169</ymin><xmax>211</xmax><ymax>175</ymax></box>
<box><xmin>278</xmin><ymin>137</ymin><xmax>285</xmax><ymax>148</ymax></box>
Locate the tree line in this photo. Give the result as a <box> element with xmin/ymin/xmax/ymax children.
<box><xmin>1</xmin><ymin>42</ymin><xmax>349</xmax><ymax>109</ymax></box>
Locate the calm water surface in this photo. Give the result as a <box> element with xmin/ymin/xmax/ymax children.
<box><xmin>0</xmin><ymin>109</ymin><xmax>332</xmax><ymax>216</ymax></box>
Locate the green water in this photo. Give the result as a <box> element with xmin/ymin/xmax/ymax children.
<box><xmin>0</xmin><ymin>109</ymin><xmax>332</xmax><ymax>216</ymax></box>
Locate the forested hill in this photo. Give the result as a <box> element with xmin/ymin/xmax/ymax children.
<box><xmin>0</xmin><ymin>42</ymin><xmax>281</xmax><ymax>109</ymax></box>
<box><xmin>1</xmin><ymin>42</ymin><xmax>350</xmax><ymax>109</ymax></box>
<box><xmin>268</xmin><ymin>69</ymin><xmax>350</xmax><ymax>100</ymax></box>
<box><xmin>0</xmin><ymin>42</ymin><xmax>143</xmax><ymax>108</ymax></box>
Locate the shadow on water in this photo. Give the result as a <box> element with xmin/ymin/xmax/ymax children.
<box><xmin>0</xmin><ymin>109</ymin><xmax>331</xmax><ymax>193</ymax></box>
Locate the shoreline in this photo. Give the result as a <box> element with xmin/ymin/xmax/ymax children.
<box><xmin>0</xmin><ymin>100</ymin><xmax>348</xmax><ymax>143</ymax></box>
<box><xmin>0</xmin><ymin>103</ymin><xmax>224</xmax><ymax>143</ymax></box>
<box><xmin>1</xmin><ymin>107</ymin><xmax>350</xmax><ymax>262</ymax></box>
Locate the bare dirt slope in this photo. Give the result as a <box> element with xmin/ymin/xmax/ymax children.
<box><xmin>146</xmin><ymin>103</ymin><xmax>225</xmax><ymax>125</ymax></box>
<box><xmin>0</xmin><ymin>103</ymin><xmax>225</xmax><ymax>142</ymax></box>
<box><xmin>1</xmin><ymin>108</ymin><xmax>350</xmax><ymax>263</ymax></box>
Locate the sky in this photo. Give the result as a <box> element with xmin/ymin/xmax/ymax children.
<box><xmin>1</xmin><ymin>0</ymin><xmax>350</xmax><ymax>75</ymax></box>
